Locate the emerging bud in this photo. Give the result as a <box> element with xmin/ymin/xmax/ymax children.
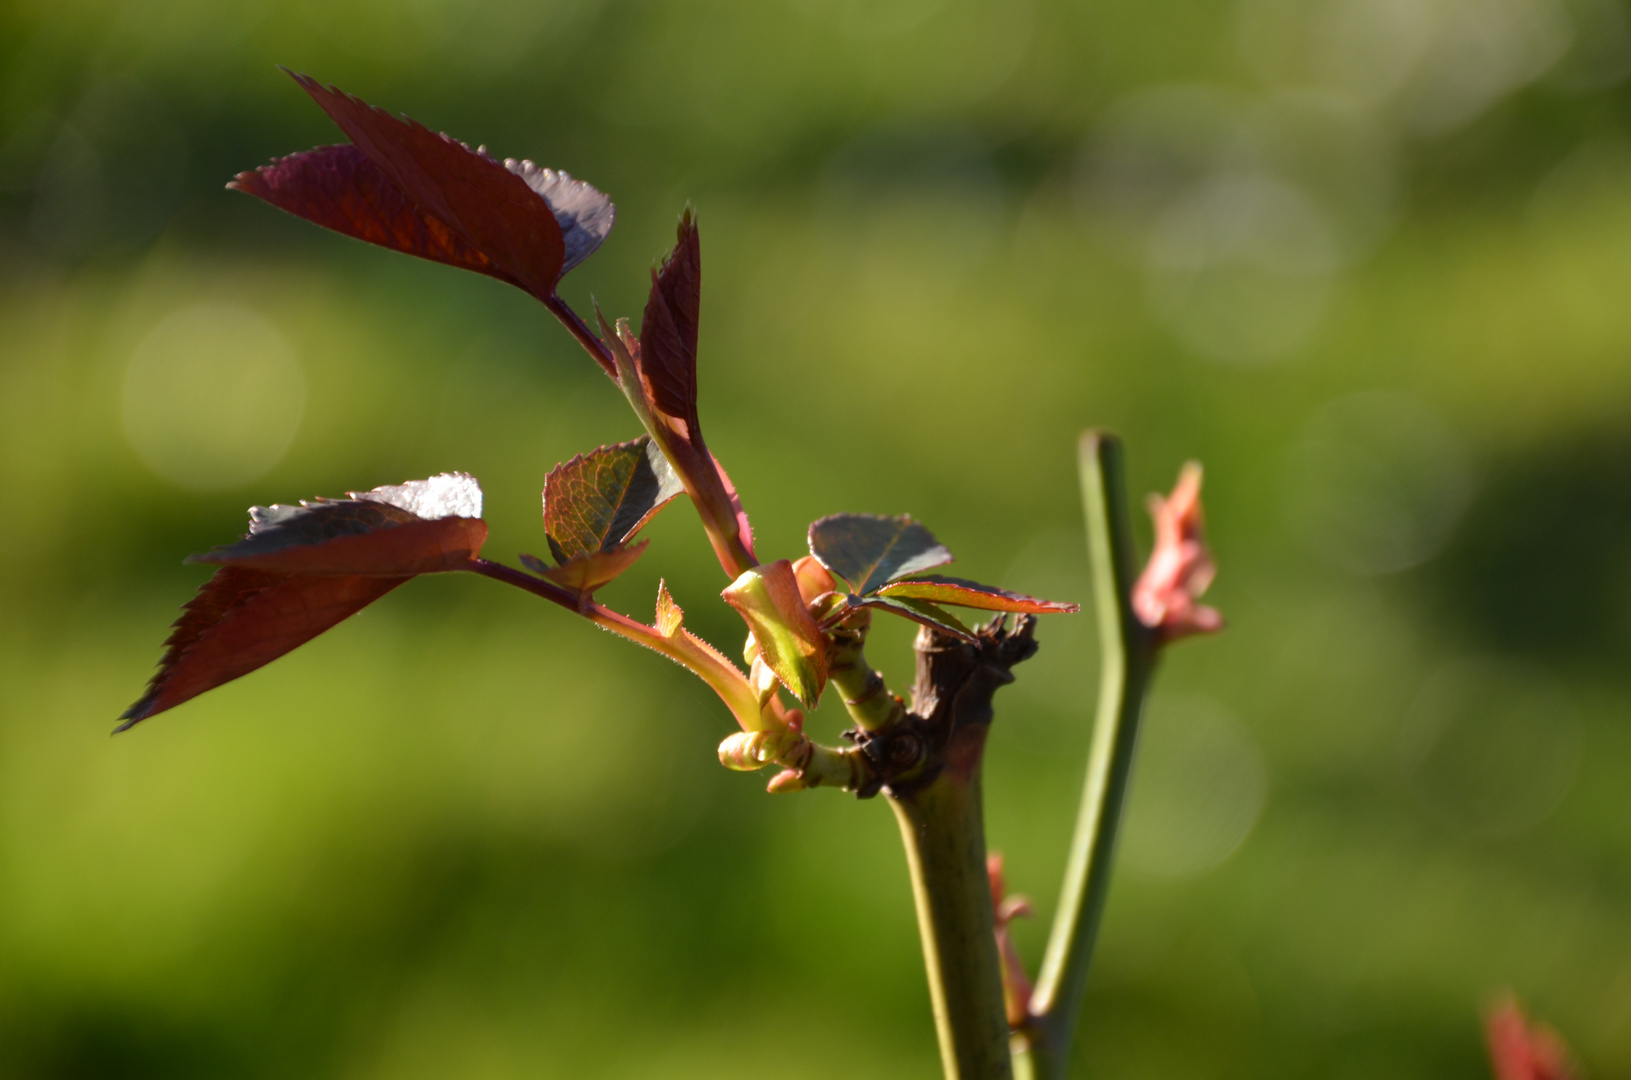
<box><xmin>791</xmin><ymin>554</ymin><xmax>837</xmax><ymax>606</ymax></box>
<box><xmin>721</xmin><ymin>560</ymin><xmax>829</xmax><ymax>706</ymax></box>
<box><xmin>717</xmin><ymin>728</ymin><xmax>804</xmax><ymax>772</ymax></box>
<box><xmin>1131</xmin><ymin>461</ymin><xmax>1223</xmax><ymax>644</ymax></box>
<box><xmin>986</xmin><ymin>853</ymin><xmax>1035</xmax><ymax>1030</ymax></box>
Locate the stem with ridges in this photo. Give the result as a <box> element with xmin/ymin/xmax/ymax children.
<box><xmin>1014</xmin><ymin>433</ymin><xmax>1158</xmax><ymax>1079</ymax></box>
<box><xmin>827</xmin><ymin>608</ymin><xmax>906</xmax><ymax>733</ymax></box>
<box><xmin>892</xmin><ymin>618</ymin><xmax>1039</xmax><ymax>1080</ymax></box>
<box><xmin>893</xmin><ymin>764</ymin><xmax>1013</xmax><ymax>1080</ymax></box>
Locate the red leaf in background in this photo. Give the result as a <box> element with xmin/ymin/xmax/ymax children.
<box><xmin>1486</xmin><ymin>997</ymin><xmax>1577</xmax><ymax>1080</ymax></box>
<box><xmin>120</xmin><ymin>474</ymin><xmax>487</xmax><ymax>729</ymax></box>
<box><xmin>230</xmin><ymin>145</ymin><xmax>503</xmax><ymax>280</ymax></box>
<box><xmin>875</xmin><ymin>575</ymin><xmax>1078</xmax><ymax>615</ymax></box>
<box><xmin>286</xmin><ymin>73</ymin><xmax>567</xmax><ymax>301</ymax></box>
<box><xmin>1132</xmin><ymin>461</ymin><xmax>1223</xmax><ymax>644</ymax></box>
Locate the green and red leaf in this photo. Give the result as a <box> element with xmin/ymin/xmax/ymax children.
<box><xmin>522</xmin><ymin>436</ymin><xmax>683</xmax><ymax>597</ymax></box>
<box><xmin>835</xmin><ymin>594</ymin><xmax>977</xmax><ymax>642</ymax></box>
<box><xmin>721</xmin><ymin>560</ymin><xmax>829</xmax><ymax>707</ymax></box>
<box><xmin>806</xmin><ymin>513</ymin><xmax>954</xmax><ymax>596</ymax></box>
<box><xmin>120</xmin><ymin>473</ymin><xmax>487</xmax><ymax>729</ymax></box>
<box><xmin>875</xmin><ymin>575</ymin><xmax>1078</xmax><ymax>614</ymax></box>
<box><xmin>521</xmin><ymin>544</ymin><xmax>649</xmax><ymax>596</ymax></box>
<box><xmin>541</xmin><ymin>436</ymin><xmax>682</xmax><ymax>563</ymax></box>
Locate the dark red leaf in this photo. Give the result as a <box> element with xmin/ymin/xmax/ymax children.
<box><xmin>541</xmin><ymin>436</ymin><xmax>683</xmax><ymax>564</ymax></box>
<box><xmin>807</xmin><ymin>513</ymin><xmax>954</xmax><ymax>596</ymax></box>
<box><xmin>876</xmin><ymin>575</ymin><xmax>1079</xmax><ymax>614</ymax></box>
<box><xmin>638</xmin><ymin>208</ymin><xmax>700</xmax><ymax>423</ymax></box>
<box><xmin>192</xmin><ymin>473</ymin><xmax>487</xmax><ymax>576</ymax></box>
<box><xmin>287</xmin><ymin>72</ymin><xmax>567</xmax><ymax>300</ymax></box>
<box><xmin>229</xmin><ymin>144</ymin><xmax>506</xmax><ymax>281</ymax></box>
<box><xmin>118</xmin><ymin>570</ymin><xmax>408</xmax><ymax>730</ymax></box>
<box><xmin>602</xmin><ymin>221</ymin><xmax>757</xmax><ymax>577</ymax></box>
<box><xmin>120</xmin><ymin>474</ymin><xmax>487</xmax><ymax>729</ymax></box>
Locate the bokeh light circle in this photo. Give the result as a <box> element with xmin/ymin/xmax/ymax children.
<box><xmin>1122</xmin><ymin>696</ymin><xmax>1270</xmax><ymax>878</ymax></box>
<box><xmin>121</xmin><ymin>303</ymin><xmax>304</xmax><ymax>491</ymax></box>
<box><xmin>1398</xmin><ymin>658</ymin><xmax>1580</xmax><ymax>836</ymax></box>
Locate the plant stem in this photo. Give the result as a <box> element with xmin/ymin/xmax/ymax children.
<box><xmin>544</xmin><ymin>293</ymin><xmax>617</xmax><ymax>379</ymax></box>
<box><xmin>889</xmin><ymin>619</ymin><xmax>1039</xmax><ymax>1080</ymax></box>
<box><xmin>1015</xmin><ymin>432</ymin><xmax>1157</xmax><ymax>1080</ymax></box>
<box><xmin>891</xmin><ymin>757</ymin><xmax>1013</xmax><ymax>1080</ymax></box>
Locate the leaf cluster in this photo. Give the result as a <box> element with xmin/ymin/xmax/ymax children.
<box><xmin>124</xmin><ymin>73</ymin><xmax>1076</xmax><ymax>745</ymax></box>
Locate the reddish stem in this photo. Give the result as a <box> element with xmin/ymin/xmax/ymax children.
<box><xmin>544</xmin><ymin>293</ymin><xmax>617</xmax><ymax>379</ymax></box>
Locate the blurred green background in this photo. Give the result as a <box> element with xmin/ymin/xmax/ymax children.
<box><xmin>3</xmin><ymin>0</ymin><xmax>1630</xmax><ymax>1076</ymax></box>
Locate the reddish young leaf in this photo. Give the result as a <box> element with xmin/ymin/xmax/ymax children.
<box><xmin>521</xmin><ymin>544</ymin><xmax>649</xmax><ymax>596</ymax></box>
<box><xmin>604</xmin><ymin>219</ymin><xmax>757</xmax><ymax>577</ymax></box>
<box><xmin>807</xmin><ymin>513</ymin><xmax>954</xmax><ymax>596</ymax></box>
<box><xmin>1487</xmin><ymin>998</ymin><xmax>1577</xmax><ymax>1080</ymax></box>
<box><xmin>831</xmin><ymin>593</ymin><xmax>977</xmax><ymax>643</ymax></box>
<box><xmin>230</xmin><ymin>144</ymin><xmax>504</xmax><ymax>280</ymax></box>
<box><xmin>287</xmin><ymin>73</ymin><xmax>568</xmax><ymax>301</ymax></box>
<box><xmin>541</xmin><ymin>436</ymin><xmax>683</xmax><ymax>564</ymax></box>
<box><xmin>875</xmin><ymin>575</ymin><xmax>1078</xmax><ymax>615</ymax></box>
<box><xmin>120</xmin><ymin>474</ymin><xmax>487</xmax><ymax>729</ymax></box>
<box><xmin>638</xmin><ymin>208</ymin><xmax>701</xmax><ymax>423</ymax></box>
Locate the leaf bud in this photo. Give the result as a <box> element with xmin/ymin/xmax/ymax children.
<box><xmin>721</xmin><ymin>560</ymin><xmax>829</xmax><ymax>707</ymax></box>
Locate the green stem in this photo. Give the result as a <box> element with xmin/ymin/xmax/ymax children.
<box><xmin>1016</xmin><ymin>432</ymin><xmax>1158</xmax><ymax>1079</ymax></box>
<box><xmin>891</xmin><ymin>759</ymin><xmax>1014</xmax><ymax>1080</ymax></box>
<box><xmin>828</xmin><ymin>608</ymin><xmax>905</xmax><ymax>733</ymax></box>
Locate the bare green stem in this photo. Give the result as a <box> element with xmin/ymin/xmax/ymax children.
<box><xmin>1015</xmin><ymin>432</ymin><xmax>1158</xmax><ymax>1080</ymax></box>
<box><xmin>827</xmin><ymin>608</ymin><xmax>906</xmax><ymax>733</ymax></box>
<box><xmin>892</xmin><ymin>758</ymin><xmax>1013</xmax><ymax>1080</ymax></box>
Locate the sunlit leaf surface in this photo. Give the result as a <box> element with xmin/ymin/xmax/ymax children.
<box><xmin>876</xmin><ymin>575</ymin><xmax>1078</xmax><ymax>614</ymax></box>
<box><xmin>807</xmin><ymin>513</ymin><xmax>954</xmax><ymax>596</ymax></box>
<box><xmin>121</xmin><ymin>474</ymin><xmax>487</xmax><ymax>727</ymax></box>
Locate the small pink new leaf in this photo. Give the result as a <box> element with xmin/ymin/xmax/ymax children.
<box><xmin>1131</xmin><ymin>462</ymin><xmax>1222</xmax><ymax>644</ymax></box>
<box><xmin>612</xmin><ymin>213</ymin><xmax>758</xmax><ymax>577</ymax></box>
<box><xmin>987</xmin><ymin>853</ymin><xmax>1035</xmax><ymax>1030</ymax></box>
